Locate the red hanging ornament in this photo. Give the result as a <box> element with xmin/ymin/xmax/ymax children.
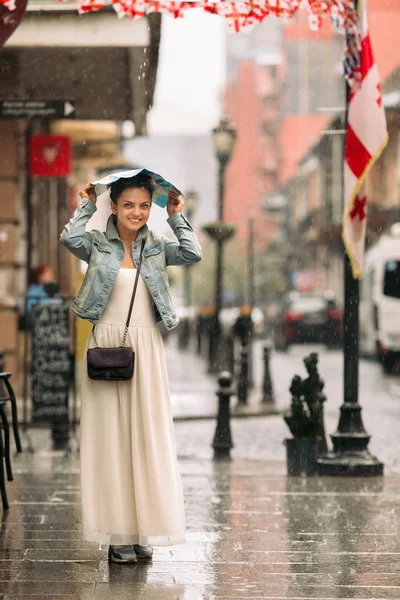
<box><xmin>0</xmin><ymin>0</ymin><xmax>27</xmax><ymax>48</ymax></box>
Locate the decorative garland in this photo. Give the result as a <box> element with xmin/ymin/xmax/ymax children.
<box><xmin>1</xmin><ymin>0</ymin><xmax>360</xmax><ymax>82</ymax></box>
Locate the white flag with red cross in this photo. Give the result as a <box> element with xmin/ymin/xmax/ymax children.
<box><xmin>342</xmin><ymin>0</ymin><xmax>388</xmax><ymax>279</ymax></box>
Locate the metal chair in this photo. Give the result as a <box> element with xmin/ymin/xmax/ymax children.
<box><xmin>0</xmin><ymin>372</ymin><xmax>23</xmax><ymax>510</ymax></box>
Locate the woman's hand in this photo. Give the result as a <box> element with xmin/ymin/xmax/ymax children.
<box><xmin>167</xmin><ymin>191</ymin><xmax>184</xmax><ymax>216</ymax></box>
<box><xmin>79</xmin><ymin>183</ymin><xmax>97</xmax><ymax>204</ymax></box>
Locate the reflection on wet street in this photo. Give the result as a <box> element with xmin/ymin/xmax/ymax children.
<box><xmin>2</xmin><ymin>438</ymin><xmax>400</xmax><ymax>598</ymax></box>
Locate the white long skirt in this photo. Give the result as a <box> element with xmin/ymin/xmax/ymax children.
<box><xmin>80</xmin><ymin>268</ymin><xmax>186</xmax><ymax>546</ymax></box>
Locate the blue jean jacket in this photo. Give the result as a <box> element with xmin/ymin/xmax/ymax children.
<box><xmin>59</xmin><ymin>199</ymin><xmax>202</xmax><ymax>330</ymax></box>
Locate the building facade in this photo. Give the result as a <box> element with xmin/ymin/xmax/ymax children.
<box><xmin>221</xmin><ymin>11</ymin><xmax>344</xmax><ymax>302</ymax></box>
<box><xmin>224</xmin><ymin>19</ymin><xmax>283</xmax><ymax>252</ymax></box>
<box><xmin>0</xmin><ymin>5</ymin><xmax>161</xmax><ymax>384</ymax></box>
<box><xmin>272</xmin><ymin>1</ymin><xmax>400</xmax><ymax>302</ymax></box>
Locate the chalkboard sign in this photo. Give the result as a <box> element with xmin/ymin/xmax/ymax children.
<box><xmin>31</xmin><ymin>303</ymin><xmax>71</xmax><ymax>422</ymax></box>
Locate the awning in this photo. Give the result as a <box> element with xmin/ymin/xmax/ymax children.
<box><xmin>1</xmin><ymin>0</ymin><xmax>361</xmax><ymax>84</ymax></box>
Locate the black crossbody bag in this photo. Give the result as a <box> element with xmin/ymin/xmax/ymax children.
<box><xmin>87</xmin><ymin>239</ymin><xmax>145</xmax><ymax>381</ymax></box>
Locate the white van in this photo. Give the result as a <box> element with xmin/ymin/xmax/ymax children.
<box><xmin>360</xmin><ymin>223</ymin><xmax>400</xmax><ymax>373</ymax></box>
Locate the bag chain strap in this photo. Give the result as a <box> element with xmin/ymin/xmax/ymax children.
<box><xmin>92</xmin><ymin>238</ymin><xmax>145</xmax><ymax>349</ymax></box>
<box><xmin>120</xmin><ymin>324</ymin><xmax>129</xmax><ymax>349</ymax></box>
<box><xmin>92</xmin><ymin>327</ymin><xmax>100</xmax><ymax>348</ymax></box>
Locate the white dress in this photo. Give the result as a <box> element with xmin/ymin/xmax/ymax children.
<box><xmin>80</xmin><ymin>268</ymin><xmax>186</xmax><ymax>546</ymax></box>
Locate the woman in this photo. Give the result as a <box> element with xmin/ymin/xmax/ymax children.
<box><xmin>22</xmin><ymin>265</ymin><xmax>62</xmax><ymax>331</ymax></box>
<box><xmin>60</xmin><ymin>174</ymin><xmax>202</xmax><ymax>564</ymax></box>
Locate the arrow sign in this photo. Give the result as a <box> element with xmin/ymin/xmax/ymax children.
<box><xmin>64</xmin><ymin>101</ymin><xmax>75</xmax><ymax>117</ymax></box>
<box><xmin>0</xmin><ymin>100</ymin><xmax>76</xmax><ymax>119</ymax></box>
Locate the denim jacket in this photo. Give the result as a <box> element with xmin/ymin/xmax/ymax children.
<box><xmin>59</xmin><ymin>199</ymin><xmax>202</xmax><ymax>330</ymax></box>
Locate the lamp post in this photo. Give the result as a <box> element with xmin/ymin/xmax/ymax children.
<box><xmin>317</xmin><ymin>0</ymin><xmax>383</xmax><ymax>476</ymax></box>
<box><xmin>183</xmin><ymin>190</ymin><xmax>198</xmax><ymax>310</ymax></box>
<box><xmin>203</xmin><ymin>118</ymin><xmax>237</xmax><ymax>373</ymax></box>
<box><xmin>179</xmin><ymin>190</ymin><xmax>198</xmax><ymax>349</ymax></box>
<box><xmin>248</xmin><ymin>216</ymin><xmax>255</xmax><ymax>308</ymax></box>
<box><xmin>212</xmin><ymin>118</ymin><xmax>237</xmax><ymax>328</ymax></box>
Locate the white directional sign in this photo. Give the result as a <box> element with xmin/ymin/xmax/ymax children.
<box><xmin>0</xmin><ymin>100</ymin><xmax>76</xmax><ymax>119</ymax></box>
<box><xmin>64</xmin><ymin>101</ymin><xmax>75</xmax><ymax>117</ymax></box>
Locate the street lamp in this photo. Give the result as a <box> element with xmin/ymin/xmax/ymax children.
<box><xmin>183</xmin><ymin>189</ymin><xmax>198</xmax><ymax>310</ymax></box>
<box><xmin>177</xmin><ymin>190</ymin><xmax>199</xmax><ymax>350</ymax></box>
<box><xmin>203</xmin><ymin>118</ymin><xmax>237</xmax><ymax>372</ymax></box>
<box><xmin>212</xmin><ymin>118</ymin><xmax>237</xmax><ymax>221</ymax></box>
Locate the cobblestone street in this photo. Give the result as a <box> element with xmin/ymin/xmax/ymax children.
<box><xmin>1</xmin><ymin>339</ymin><xmax>400</xmax><ymax>598</ymax></box>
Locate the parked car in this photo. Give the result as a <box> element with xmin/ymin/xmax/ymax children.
<box><xmin>275</xmin><ymin>292</ymin><xmax>343</xmax><ymax>350</ymax></box>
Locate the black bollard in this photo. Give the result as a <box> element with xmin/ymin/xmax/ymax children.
<box><xmin>212</xmin><ymin>371</ymin><xmax>234</xmax><ymax>460</ymax></box>
<box><xmin>262</xmin><ymin>342</ymin><xmax>275</xmax><ymax>404</ymax></box>
<box><xmin>237</xmin><ymin>343</ymin><xmax>249</xmax><ymax>405</ymax></box>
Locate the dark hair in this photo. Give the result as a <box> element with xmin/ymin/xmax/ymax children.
<box><xmin>109</xmin><ymin>174</ymin><xmax>154</xmax><ymax>205</ymax></box>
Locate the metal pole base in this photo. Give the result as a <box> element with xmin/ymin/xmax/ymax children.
<box><xmin>262</xmin><ymin>393</ymin><xmax>274</xmax><ymax>405</ymax></box>
<box><xmin>318</xmin><ymin>399</ymin><xmax>383</xmax><ymax>475</ymax></box>
<box><xmin>51</xmin><ymin>419</ymin><xmax>70</xmax><ymax>451</ymax></box>
<box><xmin>317</xmin><ymin>451</ymin><xmax>384</xmax><ymax>476</ymax></box>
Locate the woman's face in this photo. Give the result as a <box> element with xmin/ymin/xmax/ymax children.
<box><xmin>111</xmin><ymin>187</ymin><xmax>152</xmax><ymax>235</ymax></box>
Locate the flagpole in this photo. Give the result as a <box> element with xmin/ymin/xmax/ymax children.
<box><xmin>317</xmin><ymin>0</ymin><xmax>383</xmax><ymax>476</ymax></box>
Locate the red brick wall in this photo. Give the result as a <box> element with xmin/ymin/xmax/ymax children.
<box><xmin>224</xmin><ymin>61</ymin><xmax>278</xmax><ymax>250</ymax></box>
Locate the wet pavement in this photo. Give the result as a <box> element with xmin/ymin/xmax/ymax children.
<box><xmin>171</xmin><ymin>338</ymin><xmax>400</xmax><ymax>473</ymax></box>
<box><xmin>166</xmin><ymin>337</ymin><xmax>280</xmax><ymax>420</ymax></box>
<box><xmin>2</xmin><ymin>438</ymin><xmax>400</xmax><ymax>599</ymax></box>
<box><xmin>2</xmin><ymin>340</ymin><xmax>400</xmax><ymax>598</ymax></box>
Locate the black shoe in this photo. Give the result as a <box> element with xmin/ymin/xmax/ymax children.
<box><xmin>133</xmin><ymin>545</ymin><xmax>153</xmax><ymax>560</ymax></box>
<box><xmin>108</xmin><ymin>545</ymin><xmax>138</xmax><ymax>563</ymax></box>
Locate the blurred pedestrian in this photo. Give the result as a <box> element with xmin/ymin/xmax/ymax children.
<box><xmin>60</xmin><ymin>173</ymin><xmax>202</xmax><ymax>564</ymax></box>
<box><xmin>21</xmin><ymin>265</ymin><xmax>63</xmax><ymax>331</ymax></box>
<box><xmin>26</xmin><ymin>264</ymin><xmax>62</xmax><ymax>313</ymax></box>
<box><xmin>233</xmin><ymin>304</ymin><xmax>254</xmax><ymax>346</ymax></box>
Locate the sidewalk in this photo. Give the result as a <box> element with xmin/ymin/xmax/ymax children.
<box><xmin>4</xmin><ymin>341</ymin><xmax>400</xmax><ymax>597</ymax></box>
<box><xmin>167</xmin><ymin>336</ymin><xmax>282</xmax><ymax>420</ymax></box>
<box><xmin>1</xmin><ymin>425</ymin><xmax>400</xmax><ymax>599</ymax></box>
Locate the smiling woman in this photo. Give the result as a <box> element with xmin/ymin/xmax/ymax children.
<box><xmin>60</xmin><ymin>171</ymin><xmax>202</xmax><ymax>564</ymax></box>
